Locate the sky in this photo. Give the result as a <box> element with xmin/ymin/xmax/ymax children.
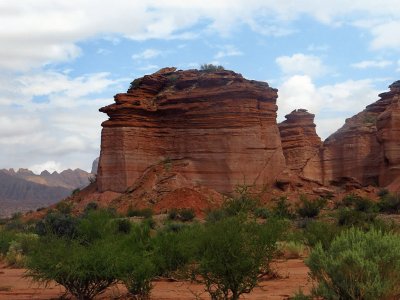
<box><xmin>1</xmin><ymin>0</ymin><xmax>399</xmax><ymax>174</ymax></box>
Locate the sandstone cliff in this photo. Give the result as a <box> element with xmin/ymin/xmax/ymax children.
<box><xmin>322</xmin><ymin>80</ymin><xmax>400</xmax><ymax>188</ymax></box>
<box><xmin>98</xmin><ymin>68</ymin><xmax>286</xmax><ymax>194</ymax></box>
<box><xmin>278</xmin><ymin>109</ymin><xmax>322</xmax><ymax>183</ymax></box>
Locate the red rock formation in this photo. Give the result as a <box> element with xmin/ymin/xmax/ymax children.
<box><xmin>322</xmin><ymin>81</ymin><xmax>400</xmax><ymax>187</ymax></box>
<box><xmin>278</xmin><ymin>109</ymin><xmax>322</xmax><ymax>183</ymax></box>
<box><xmin>98</xmin><ymin>68</ymin><xmax>286</xmax><ymax>194</ymax></box>
<box><xmin>376</xmin><ymin>81</ymin><xmax>400</xmax><ymax>189</ymax></box>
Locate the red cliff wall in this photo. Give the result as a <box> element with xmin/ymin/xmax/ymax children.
<box><xmin>97</xmin><ymin>68</ymin><xmax>286</xmax><ymax>193</ymax></box>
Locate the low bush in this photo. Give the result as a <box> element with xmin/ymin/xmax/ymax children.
<box><xmin>336</xmin><ymin>208</ymin><xmax>377</xmax><ymax>229</ymax></box>
<box><xmin>0</xmin><ymin>230</ymin><xmax>15</xmax><ymax>256</ymax></box>
<box><xmin>35</xmin><ymin>212</ymin><xmax>77</xmax><ymax>238</ymax></box>
<box><xmin>303</xmin><ymin>220</ymin><xmax>340</xmax><ymax>250</ymax></box>
<box><xmin>272</xmin><ymin>197</ymin><xmax>295</xmax><ymax>219</ymax></box>
<box><xmin>378</xmin><ymin>193</ymin><xmax>400</xmax><ymax>214</ymax></box>
<box><xmin>168</xmin><ymin>208</ymin><xmax>195</xmax><ymax>222</ymax></box>
<box><xmin>253</xmin><ymin>207</ymin><xmax>270</xmax><ymax>219</ymax></box>
<box><xmin>307</xmin><ymin>228</ymin><xmax>400</xmax><ymax>299</ymax></box>
<box><xmin>296</xmin><ymin>196</ymin><xmax>326</xmax><ymax>218</ymax></box>
<box><xmin>276</xmin><ymin>241</ymin><xmax>306</xmax><ymax>259</ymax></box>
<box><xmin>27</xmin><ymin>236</ymin><xmax>119</xmax><ymax>300</ymax></box>
<box><xmin>193</xmin><ymin>216</ymin><xmax>284</xmax><ymax>300</ymax></box>
<box><xmin>200</xmin><ymin>64</ymin><xmax>225</xmax><ymax>71</ymax></box>
<box><xmin>341</xmin><ymin>194</ymin><xmax>377</xmax><ymax>212</ymax></box>
<box><xmin>127</xmin><ymin>208</ymin><xmax>154</xmax><ymax>219</ymax></box>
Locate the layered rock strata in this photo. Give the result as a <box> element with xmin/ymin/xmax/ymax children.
<box><xmin>98</xmin><ymin>68</ymin><xmax>286</xmax><ymax>193</ymax></box>
<box><xmin>278</xmin><ymin>109</ymin><xmax>322</xmax><ymax>183</ymax></box>
<box><xmin>322</xmin><ymin>81</ymin><xmax>400</xmax><ymax>187</ymax></box>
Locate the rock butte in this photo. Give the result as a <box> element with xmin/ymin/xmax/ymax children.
<box><xmin>92</xmin><ymin>68</ymin><xmax>400</xmax><ymax>212</ymax></box>
<box><xmin>98</xmin><ymin>67</ymin><xmax>286</xmax><ymax>194</ymax></box>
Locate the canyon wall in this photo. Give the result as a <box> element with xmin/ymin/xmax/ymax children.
<box><xmin>98</xmin><ymin>68</ymin><xmax>286</xmax><ymax>193</ymax></box>
<box><xmin>97</xmin><ymin>68</ymin><xmax>400</xmax><ymax>199</ymax></box>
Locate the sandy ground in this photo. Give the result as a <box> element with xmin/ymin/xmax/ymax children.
<box><xmin>0</xmin><ymin>259</ymin><xmax>311</xmax><ymax>299</ymax></box>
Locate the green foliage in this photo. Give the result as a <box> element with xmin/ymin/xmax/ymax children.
<box><xmin>253</xmin><ymin>207</ymin><xmax>270</xmax><ymax>219</ymax></box>
<box><xmin>272</xmin><ymin>197</ymin><xmax>295</xmax><ymax>219</ymax></box>
<box><xmin>26</xmin><ymin>235</ymin><xmax>119</xmax><ymax>300</ymax></box>
<box><xmin>127</xmin><ymin>207</ymin><xmax>154</xmax><ymax>219</ymax></box>
<box><xmin>303</xmin><ymin>220</ymin><xmax>340</xmax><ymax>250</ymax></box>
<box><xmin>341</xmin><ymin>194</ymin><xmax>377</xmax><ymax>213</ymax></box>
<box><xmin>276</xmin><ymin>241</ymin><xmax>306</xmax><ymax>259</ymax></box>
<box><xmin>307</xmin><ymin>228</ymin><xmax>400</xmax><ymax>300</ymax></box>
<box><xmin>200</xmin><ymin>64</ymin><xmax>225</xmax><ymax>71</ymax></box>
<box><xmin>0</xmin><ymin>229</ymin><xmax>15</xmax><ymax>255</ymax></box>
<box><xmin>115</xmin><ymin>219</ymin><xmax>132</xmax><ymax>234</ymax></box>
<box><xmin>116</xmin><ymin>224</ymin><xmax>156</xmax><ymax>299</ymax></box>
<box><xmin>377</xmin><ymin>193</ymin><xmax>400</xmax><ymax>214</ymax></box>
<box><xmin>55</xmin><ymin>201</ymin><xmax>73</xmax><ymax>214</ymax></box>
<box><xmin>167</xmin><ymin>208</ymin><xmax>196</xmax><ymax>222</ymax></box>
<box><xmin>84</xmin><ymin>202</ymin><xmax>99</xmax><ymax>214</ymax></box>
<box><xmin>35</xmin><ymin>212</ymin><xmax>77</xmax><ymax>238</ymax></box>
<box><xmin>291</xmin><ymin>289</ymin><xmax>312</xmax><ymax>300</ymax></box>
<box><xmin>193</xmin><ymin>216</ymin><xmax>283</xmax><ymax>300</ymax></box>
<box><xmin>336</xmin><ymin>207</ymin><xmax>377</xmax><ymax>229</ymax></box>
<box><xmin>5</xmin><ymin>233</ymin><xmax>38</xmax><ymax>267</ymax></box>
<box><xmin>296</xmin><ymin>196</ymin><xmax>326</xmax><ymax>218</ymax></box>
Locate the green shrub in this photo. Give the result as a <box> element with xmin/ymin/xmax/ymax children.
<box><xmin>116</xmin><ymin>224</ymin><xmax>156</xmax><ymax>299</ymax></box>
<box><xmin>193</xmin><ymin>216</ymin><xmax>283</xmax><ymax>300</ymax></box>
<box><xmin>0</xmin><ymin>230</ymin><xmax>15</xmax><ymax>255</ymax></box>
<box><xmin>152</xmin><ymin>225</ymin><xmax>199</xmax><ymax>277</ymax></box>
<box><xmin>276</xmin><ymin>241</ymin><xmax>306</xmax><ymax>259</ymax></box>
<box><xmin>296</xmin><ymin>196</ymin><xmax>326</xmax><ymax>218</ymax></box>
<box><xmin>127</xmin><ymin>207</ymin><xmax>153</xmax><ymax>219</ymax></box>
<box><xmin>336</xmin><ymin>208</ymin><xmax>377</xmax><ymax>229</ymax></box>
<box><xmin>35</xmin><ymin>212</ymin><xmax>77</xmax><ymax>238</ymax></box>
<box><xmin>168</xmin><ymin>208</ymin><xmax>195</xmax><ymax>222</ymax></box>
<box><xmin>55</xmin><ymin>201</ymin><xmax>73</xmax><ymax>214</ymax></box>
<box><xmin>205</xmin><ymin>209</ymin><xmax>228</xmax><ymax>223</ymax></box>
<box><xmin>26</xmin><ymin>235</ymin><xmax>119</xmax><ymax>300</ymax></box>
<box><xmin>115</xmin><ymin>219</ymin><xmax>132</xmax><ymax>234</ymax></box>
<box><xmin>378</xmin><ymin>193</ymin><xmax>400</xmax><ymax>214</ymax></box>
<box><xmin>253</xmin><ymin>207</ymin><xmax>270</xmax><ymax>219</ymax></box>
<box><xmin>341</xmin><ymin>194</ymin><xmax>377</xmax><ymax>212</ymax></box>
<box><xmin>200</xmin><ymin>64</ymin><xmax>225</xmax><ymax>71</ymax></box>
<box><xmin>272</xmin><ymin>197</ymin><xmax>295</xmax><ymax>219</ymax></box>
<box><xmin>303</xmin><ymin>220</ymin><xmax>340</xmax><ymax>250</ymax></box>
<box><xmin>307</xmin><ymin>228</ymin><xmax>400</xmax><ymax>299</ymax></box>
<box><xmin>83</xmin><ymin>202</ymin><xmax>98</xmax><ymax>214</ymax></box>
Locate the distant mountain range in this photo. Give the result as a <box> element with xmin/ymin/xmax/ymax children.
<box><xmin>0</xmin><ymin>168</ymin><xmax>92</xmax><ymax>218</ymax></box>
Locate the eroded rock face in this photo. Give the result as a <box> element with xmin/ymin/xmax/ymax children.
<box><xmin>376</xmin><ymin>81</ymin><xmax>400</xmax><ymax>188</ymax></box>
<box><xmin>98</xmin><ymin>68</ymin><xmax>286</xmax><ymax>193</ymax></box>
<box><xmin>322</xmin><ymin>81</ymin><xmax>400</xmax><ymax>187</ymax></box>
<box><xmin>278</xmin><ymin>109</ymin><xmax>322</xmax><ymax>183</ymax></box>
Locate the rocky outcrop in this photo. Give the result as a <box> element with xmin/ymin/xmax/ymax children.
<box><xmin>278</xmin><ymin>109</ymin><xmax>322</xmax><ymax>183</ymax></box>
<box><xmin>98</xmin><ymin>68</ymin><xmax>286</xmax><ymax>194</ymax></box>
<box><xmin>322</xmin><ymin>81</ymin><xmax>400</xmax><ymax>187</ymax></box>
<box><xmin>376</xmin><ymin>81</ymin><xmax>400</xmax><ymax>189</ymax></box>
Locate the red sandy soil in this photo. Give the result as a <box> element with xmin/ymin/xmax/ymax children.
<box><xmin>0</xmin><ymin>259</ymin><xmax>311</xmax><ymax>299</ymax></box>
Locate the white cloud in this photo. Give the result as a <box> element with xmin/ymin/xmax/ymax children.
<box><xmin>137</xmin><ymin>65</ymin><xmax>160</xmax><ymax>71</ymax></box>
<box><xmin>278</xmin><ymin>75</ymin><xmax>381</xmax><ymax>138</ymax></box>
<box><xmin>351</xmin><ymin>60</ymin><xmax>392</xmax><ymax>69</ymax></box>
<box><xmin>30</xmin><ymin>161</ymin><xmax>62</xmax><ymax>174</ymax></box>
<box><xmin>132</xmin><ymin>49</ymin><xmax>161</xmax><ymax>60</ymax></box>
<box><xmin>276</xmin><ymin>53</ymin><xmax>327</xmax><ymax>78</ymax></box>
<box><xmin>214</xmin><ymin>45</ymin><xmax>243</xmax><ymax>59</ymax></box>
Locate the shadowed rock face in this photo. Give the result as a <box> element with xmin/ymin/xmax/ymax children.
<box><xmin>322</xmin><ymin>81</ymin><xmax>400</xmax><ymax>187</ymax></box>
<box><xmin>278</xmin><ymin>109</ymin><xmax>322</xmax><ymax>183</ymax></box>
<box><xmin>98</xmin><ymin>68</ymin><xmax>286</xmax><ymax>193</ymax></box>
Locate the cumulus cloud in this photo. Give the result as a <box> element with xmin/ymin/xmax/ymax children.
<box><xmin>351</xmin><ymin>60</ymin><xmax>392</xmax><ymax>69</ymax></box>
<box><xmin>1</xmin><ymin>1</ymin><xmax>400</xmax><ymax>71</ymax></box>
<box><xmin>277</xmin><ymin>75</ymin><xmax>381</xmax><ymax>139</ymax></box>
<box><xmin>276</xmin><ymin>53</ymin><xmax>328</xmax><ymax>78</ymax></box>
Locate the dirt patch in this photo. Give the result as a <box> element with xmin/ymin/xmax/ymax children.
<box><xmin>0</xmin><ymin>259</ymin><xmax>311</xmax><ymax>299</ymax></box>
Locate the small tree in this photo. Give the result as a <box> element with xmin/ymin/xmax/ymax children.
<box><xmin>296</xmin><ymin>196</ymin><xmax>326</xmax><ymax>218</ymax></box>
<box><xmin>193</xmin><ymin>216</ymin><xmax>282</xmax><ymax>300</ymax></box>
<box><xmin>307</xmin><ymin>228</ymin><xmax>400</xmax><ymax>299</ymax></box>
